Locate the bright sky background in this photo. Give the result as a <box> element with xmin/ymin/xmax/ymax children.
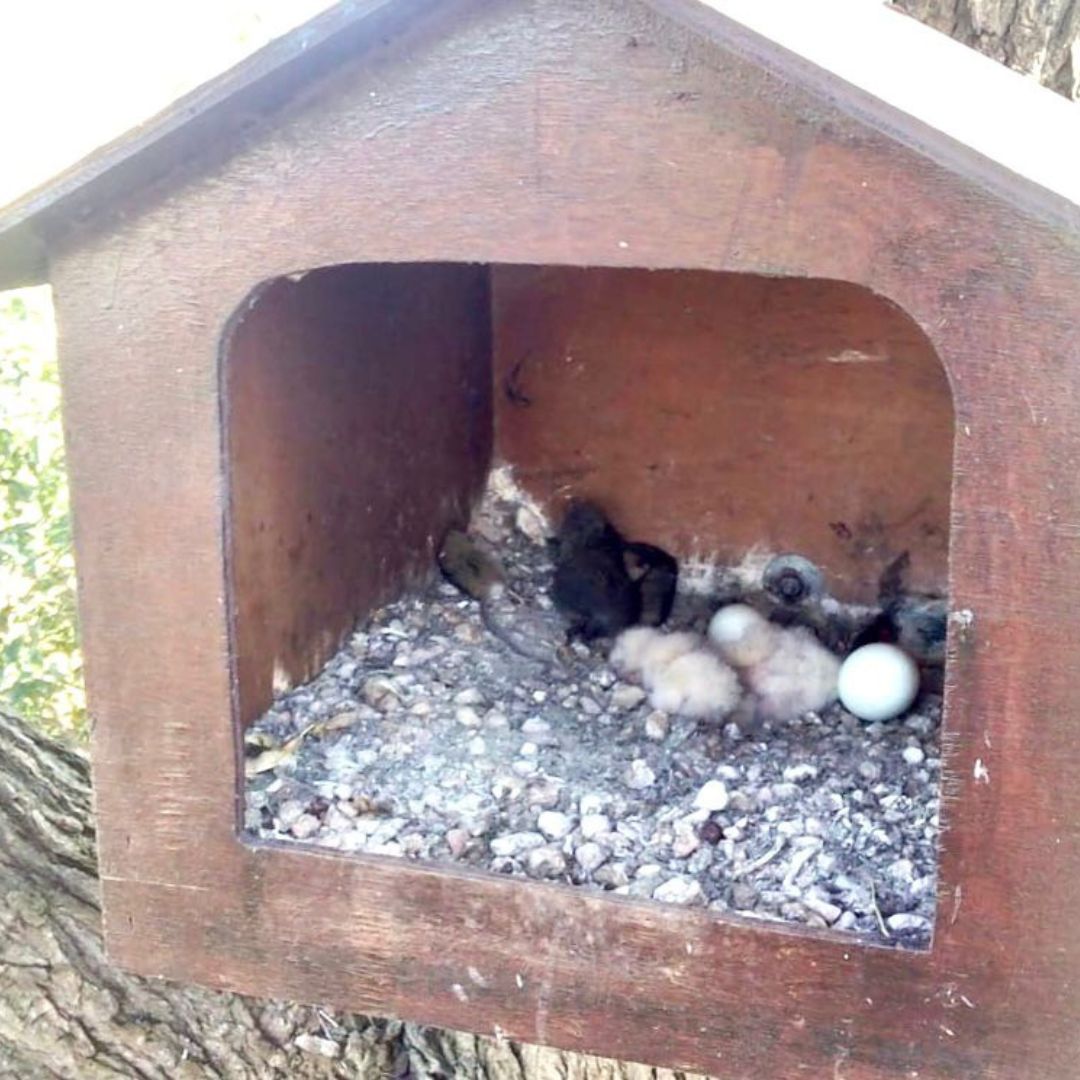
<box><xmin>1</xmin><ymin>1</ymin><xmax>1076</xmax><ymax>212</ymax></box>
<box><xmin>0</xmin><ymin>1</ymin><xmax>337</xmax><ymax>208</ymax></box>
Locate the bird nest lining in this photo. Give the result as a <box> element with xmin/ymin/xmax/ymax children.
<box><xmin>243</xmin><ymin>470</ymin><xmax>942</xmax><ymax>949</ymax></box>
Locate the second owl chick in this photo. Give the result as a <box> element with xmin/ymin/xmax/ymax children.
<box><xmin>709</xmin><ymin>603</ymin><xmax>840</xmax><ymax>721</ymax></box>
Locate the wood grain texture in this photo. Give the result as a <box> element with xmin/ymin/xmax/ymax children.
<box><xmin>493</xmin><ymin>266</ymin><xmax>953</xmax><ymax>602</ymax></box>
<box><xmin>44</xmin><ymin>0</ymin><xmax>1080</xmax><ymax>1075</ymax></box>
<box><xmin>1</xmin><ymin>706</ymin><xmax>707</xmax><ymax>1079</ymax></box>
<box><xmin>225</xmin><ymin>262</ymin><xmax>491</xmax><ymax>725</ymax></box>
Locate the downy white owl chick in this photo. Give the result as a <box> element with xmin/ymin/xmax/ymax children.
<box><xmin>745</xmin><ymin>624</ymin><xmax>841</xmax><ymax>721</ymax></box>
<box><xmin>708</xmin><ymin>604</ymin><xmax>840</xmax><ymax>721</ymax></box>
<box><xmin>610</xmin><ymin>627</ymin><xmax>701</xmax><ymax>689</ymax></box>
<box><xmin>707</xmin><ymin>604</ymin><xmax>776</xmax><ymax>668</ymax></box>
<box><xmin>647</xmin><ymin>649</ymin><xmax>742</xmax><ymax>720</ymax></box>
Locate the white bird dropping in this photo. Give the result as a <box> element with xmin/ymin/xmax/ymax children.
<box><xmin>838</xmin><ymin>643</ymin><xmax>919</xmax><ymax>722</ymax></box>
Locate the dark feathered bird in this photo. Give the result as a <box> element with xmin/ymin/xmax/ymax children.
<box><xmin>623</xmin><ymin>541</ymin><xmax>678</xmax><ymax>627</ymax></box>
<box><xmin>552</xmin><ymin>501</ymin><xmax>640</xmax><ymax>641</ymax></box>
<box><xmin>847</xmin><ymin>551</ymin><xmax>947</xmax><ymax>690</ymax></box>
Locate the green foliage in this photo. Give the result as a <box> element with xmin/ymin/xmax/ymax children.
<box><xmin>0</xmin><ymin>286</ymin><xmax>86</xmax><ymax>739</ymax></box>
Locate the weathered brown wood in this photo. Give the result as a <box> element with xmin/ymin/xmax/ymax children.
<box><xmin>493</xmin><ymin>265</ymin><xmax>952</xmax><ymax>602</ymax></box>
<box><xmin>0</xmin><ymin>706</ymin><xmax>707</xmax><ymax>1079</ymax></box>
<box><xmin>226</xmin><ymin>262</ymin><xmax>491</xmax><ymax>724</ymax></box>
<box><xmin>33</xmin><ymin>0</ymin><xmax>1080</xmax><ymax>1076</ymax></box>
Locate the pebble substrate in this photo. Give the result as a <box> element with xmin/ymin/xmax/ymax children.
<box><xmin>244</xmin><ymin>484</ymin><xmax>942</xmax><ymax>950</ymax></box>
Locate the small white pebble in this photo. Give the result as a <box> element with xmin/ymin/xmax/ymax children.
<box><xmin>652</xmin><ymin>876</ymin><xmax>706</xmax><ymax>906</ymax></box>
<box><xmin>580</xmin><ymin>813</ymin><xmax>612</xmax><ymax>839</ymax></box>
<box><xmin>519</xmin><ymin>741</ymin><xmax>538</xmax><ymax>757</ymax></box>
<box><xmin>693</xmin><ymin>780</ymin><xmax>730</xmax><ymax>812</ymax></box>
<box><xmin>783</xmin><ymin>763</ymin><xmax>819</xmax><ymax>783</ymax></box>
<box><xmin>446</xmin><ymin>828</ymin><xmax>470</xmax><ymax>858</ymax></box>
<box><xmin>672</xmin><ymin>822</ymin><xmax>701</xmax><ymax>858</ymax></box>
<box><xmin>468</xmin><ymin>736</ymin><xmax>487</xmax><ymax>756</ymax></box>
<box><xmin>611</xmin><ymin>684</ymin><xmax>647</xmax><ymax>711</ymax></box>
<box><xmin>515</xmin><ymin>505</ymin><xmax>547</xmax><ymax>543</ymax></box>
<box><xmin>575</xmin><ymin>841</ymin><xmax>609</xmax><ymax>873</ymax></box>
<box><xmin>644</xmin><ymin>711</ymin><xmax>670</xmax><ymax>741</ymax></box>
<box><xmin>490</xmin><ymin>832</ymin><xmax>545</xmax><ymax>857</ymax></box>
<box><xmin>454</xmin><ymin>688</ymin><xmax>485</xmax><ymax>706</ymax></box>
<box><xmin>289</xmin><ymin>813</ymin><xmax>321</xmax><ymax>840</ymax></box>
<box><xmin>635</xmin><ymin>863</ymin><xmax>664</xmax><ymax>880</ymax></box>
<box><xmin>537</xmin><ymin>810</ymin><xmax>573</xmax><ymax>840</ymax></box>
<box><xmin>886</xmin><ymin>912</ymin><xmax>930</xmax><ymax>933</ymax></box>
<box><xmin>903</xmin><ymin>745</ymin><xmax>926</xmax><ymax>765</ymax></box>
<box><xmin>526</xmin><ymin>845</ymin><xmax>567</xmax><ymax>878</ymax></box>
<box><xmin>456</xmin><ymin>706</ymin><xmax>482</xmax><ymax>727</ymax></box>
<box><xmin>624</xmin><ymin>758</ymin><xmax>656</xmax><ymax>790</ymax></box>
<box><xmin>802</xmin><ymin>894</ymin><xmax>843</xmax><ymax>925</ymax></box>
<box><xmin>294</xmin><ymin>1033</ymin><xmax>341</xmax><ymax>1059</ymax></box>
<box><xmin>277</xmin><ymin>800</ymin><xmax>307</xmax><ymax>828</ymax></box>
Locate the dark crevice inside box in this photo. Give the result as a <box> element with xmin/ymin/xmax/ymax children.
<box><xmin>225</xmin><ymin>261</ymin><xmax>953</xmax><ymax>950</ymax></box>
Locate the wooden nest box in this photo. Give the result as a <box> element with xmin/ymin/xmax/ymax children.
<box><xmin>2</xmin><ymin>1</ymin><xmax>1078</xmax><ymax>1075</ymax></box>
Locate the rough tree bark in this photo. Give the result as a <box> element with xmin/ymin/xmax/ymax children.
<box><xmin>893</xmin><ymin>0</ymin><xmax>1080</xmax><ymax>99</ymax></box>
<box><xmin>0</xmin><ymin>709</ymin><xmax>706</xmax><ymax>1080</ymax></box>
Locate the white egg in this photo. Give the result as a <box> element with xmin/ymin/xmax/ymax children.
<box><xmin>838</xmin><ymin>643</ymin><xmax>919</xmax><ymax>722</ymax></box>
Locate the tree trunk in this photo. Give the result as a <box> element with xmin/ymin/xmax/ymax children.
<box><xmin>0</xmin><ymin>709</ymin><xmax>706</xmax><ymax>1080</ymax></box>
<box><xmin>894</xmin><ymin>0</ymin><xmax>1080</xmax><ymax>99</ymax></box>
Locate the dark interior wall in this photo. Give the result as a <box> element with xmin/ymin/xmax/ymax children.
<box><xmin>492</xmin><ymin>265</ymin><xmax>955</xmax><ymax>602</ymax></box>
<box><xmin>224</xmin><ymin>261</ymin><xmax>492</xmax><ymax>724</ymax></box>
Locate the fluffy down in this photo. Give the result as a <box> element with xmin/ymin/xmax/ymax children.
<box><xmin>708</xmin><ymin>604</ymin><xmax>776</xmax><ymax>668</ymax></box>
<box><xmin>745</xmin><ymin>625</ymin><xmax>841</xmax><ymax>721</ymax></box>
<box><xmin>610</xmin><ymin>627</ymin><xmax>701</xmax><ymax>689</ymax></box>
<box><xmin>647</xmin><ymin>650</ymin><xmax>742</xmax><ymax>720</ymax></box>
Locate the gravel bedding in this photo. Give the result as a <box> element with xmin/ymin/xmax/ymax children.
<box><xmin>244</xmin><ymin>476</ymin><xmax>942</xmax><ymax>950</ymax></box>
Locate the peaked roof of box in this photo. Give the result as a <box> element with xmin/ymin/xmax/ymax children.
<box><xmin>1</xmin><ymin>0</ymin><xmax>1077</xmax><ymax>291</ymax></box>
